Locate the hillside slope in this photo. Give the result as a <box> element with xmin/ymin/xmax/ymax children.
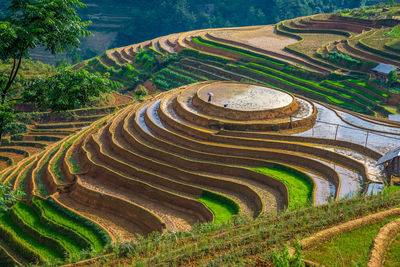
<box><xmin>1</xmin><ymin>6</ymin><xmax>400</xmax><ymax>266</ymax></box>
<box><xmin>0</xmin><ymin>0</ymin><xmax>368</xmax><ymax>64</ymax></box>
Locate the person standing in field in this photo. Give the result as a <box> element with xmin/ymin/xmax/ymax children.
<box><xmin>208</xmin><ymin>92</ymin><xmax>214</xmax><ymax>102</ymax></box>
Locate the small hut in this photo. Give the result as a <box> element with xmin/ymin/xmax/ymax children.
<box><xmin>377</xmin><ymin>147</ymin><xmax>400</xmax><ymax>183</ymax></box>
<box><xmin>371</xmin><ymin>63</ymin><xmax>398</xmax><ymax>80</ymax></box>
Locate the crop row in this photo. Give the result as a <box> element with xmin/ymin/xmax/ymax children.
<box><xmin>0</xmin><ymin>197</ymin><xmax>110</xmax><ymax>265</ymax></box>
<box><xmin>97</xmin><ymin>191</ymin><xmax>400</xmax><ymax>266</ymax></box>
<box><xmin>176</xmin><ymin>40</ymin><xmax>391</xmax><ymax>115</ymax></box>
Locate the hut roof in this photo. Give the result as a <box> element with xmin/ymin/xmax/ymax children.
<box><xmin>377</xmin><ymin>147</ymin><xmax>400</xmax><ymax>166</ymax></box>
<box><xmin>372</xmin><ymin>63</ymin><xmax>398</xmax><ymax>75</ymax></box>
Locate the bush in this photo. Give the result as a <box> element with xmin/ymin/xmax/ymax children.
<box><xmin>134</xmin><ymin>85</ymin><xmax>148</xmax><ymax>97</ymax></box>
<box><xmin>135</xmin><ymin>49</ymin><xmax>159</xmax><ymax>72</ymax></box>
<box><xmin>272</xmin><ymin>241</ymin><xmax>305</xmax><ymax>267</ymax></box>
<box><xmin>322</xmin><ymin>51</ymin><xmax>362</xmax><ymax>69</ymax></box>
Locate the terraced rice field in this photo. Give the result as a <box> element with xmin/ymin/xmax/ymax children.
<box><xmin>2</xmin><ymin>9</ymin><xmax>400</xmax><ymax>266</ymax></box>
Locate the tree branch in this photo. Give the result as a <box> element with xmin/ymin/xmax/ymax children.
<box><xmin>2</xmin><ymin>56</ymin><xmax>22</xmax><ymax>105</ymax></box>
<box><xmin>2</xmin><ymin>57</ymin><xmax>17</xmax><ymax>103</ymax></box>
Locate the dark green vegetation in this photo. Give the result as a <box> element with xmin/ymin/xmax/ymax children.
<box><xmin>92</xmin><ymin>190</ymin><xmax>400</xmax><ymax>266</ymax></box>
<box><xmin>0</xmin><ymin>0</ymin><xmax>116</xmax><ymax>144</ymax></box>
<box><xmin>321</xmin><ymin>51</ymin><xmax>376</xmax><ymax>70</ymax></box>
<box><xmin>0</xmin><ymin>197</ymin><xmax>110</xmax><ymax>265</ymax></box>
<box><xmin>0</xmin><ymin>0</ymin><xmax>367</xmax><ymax>63</ymax></box>
<box><xmin>83</xmin><ymin>49</ymin><xmax>178</xmax><ymax>91</ymax></box>
<box><xmin>304</xmin><ymin>217</ymin><xmax>399</xmax><ymax>266</ymax></box>
<box><xmin>251</xmin><ymin>166</ymin><xmax>313</xmax><ymax>209</ymax></box>
<box><xmin>337</xmin><ymin>2</ymin><xmax>400</xmax><ymax>19</ymax></box>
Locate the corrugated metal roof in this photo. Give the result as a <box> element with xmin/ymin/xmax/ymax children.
<box><xmin>372</xmin><ymin>63</ymin><xmax>398</xmax><ymax>74</ymax></box>
<box><xmin>377</xmin><ymin>146</ymin><xmax>400</xmax><ymax>166</ymax></box>
<box><xmin>389</xmin><ymin>115</ymin><xmax>400</xmax><ymax>122</ymax></box>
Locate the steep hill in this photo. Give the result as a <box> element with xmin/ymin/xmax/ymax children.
<box><xmin>1</xmin><ymin>4</ymin><xmax>400</xmax><ymax>266</ymax></box>
<box><xmin>0</xmin><ymin>0</ymin><xmax>371</xmax><ymax>64</ymax></box>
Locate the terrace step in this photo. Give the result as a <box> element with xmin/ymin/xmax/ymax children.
<box><xmin>204</xmin><ymin>32</ymin><xmax>331</xmax><ymax>74</ymax></box>
<box><xmin>141</xmin><ymin>97</ymin><xmax>338</xmax><ymax>204</ymax></box>
<box><xmin>155</xmin><ymin>90</ymin><xmax>368</xmax><ymax>199</ymax></box>
<box><xmin>173</xmin><ymin>81</ymin><xmax>316</xmax><ymax>131</ymax></box>
<box><xmin>117</xmin><ymin>104</ymin><xmax>266</xmax><ymax>215</ymax></box>
<box><xmin>80</xmin><ymin>131</ymin><xmax>206</xmax><ymax>232</ymax></box>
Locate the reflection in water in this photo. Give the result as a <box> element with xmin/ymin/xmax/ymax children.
<box><xmin>366</xmin><ymin>183</ymin><xmax>384</xmax><ymax>196</ymax></box>
<box><xmin>296</xmin><ymin>104</ymin><xmax>400</xmax><ymax>154</ymax></box>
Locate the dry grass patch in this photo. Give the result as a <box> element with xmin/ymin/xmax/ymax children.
<box><xmin>288</xmin><ymin>33</ymin><xmax>347</xmax><ymax>56</ymax></box>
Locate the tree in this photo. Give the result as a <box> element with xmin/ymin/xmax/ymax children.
<box><xmin>0</xmin><ymin>0</ymin><xmax>91</xmax><ymax>141</ymax></box>
<box><xmin>0</xmin><ymin>183</ymin><xmax>24</xmax><ymax>212</ymax></box>
<box><xmin>22</xmin><ymin>69</ymin><xmax>112</xmax><ymax>112</ymax></box>
<box><xmin>388</xmin><ymin>70</ymin><xmax>398</xmax><ymax>86</ymax></box>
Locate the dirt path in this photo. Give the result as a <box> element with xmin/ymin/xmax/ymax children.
<box><xmin>108</xmin><ymin>92</ymin><xmax>132</xmax><ymax>107</ymax></box>
<box><xmin>301</xmin><ymin>208</ymin><xmax>400</xmax><ymax>250</ymax></box>
<box><xmin>212</xmin><ymin>25</ymin><xmax>297</xmax><ymax>54</ymax></box>
<box><xmin>368</xmin><ymin>217</ymin><xmax>400</xmax><ymax>267</ymax></box>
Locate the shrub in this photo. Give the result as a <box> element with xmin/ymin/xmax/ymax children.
<box><xmin>272</xmin><ymin>241</ymin><xmax>305</xmax><ymax>267</ymax></box>
<box><xmin>134</xmin><ymin>85</ymin><xmax>148</xmax><ymax>97</ymax></box>
<box><xmin>321</xmin><ymin>51</ymin><xmax>362</xmax><ymax>69</ymax></box>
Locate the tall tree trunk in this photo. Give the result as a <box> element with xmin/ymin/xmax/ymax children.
<box><xmin>0</xmin><ymin>56</ymin><xmax>23</xmax><ymax>144</ymax></box>
<box><xmin>2</xmin><ymin>56</ymin><xmax>22</xmax><ymax>105</ymax></box>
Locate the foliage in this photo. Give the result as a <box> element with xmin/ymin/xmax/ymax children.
<box><xmin>0</xmin><ymin>183</ymin><xmax>24</xmax><ymax>212</ymax></box>
<box><xmin>304</xmin><ymin>217</ymin><xmax>399</xmax><ymax>266</ymax></box>
<box><xmin>0</xmin><ymin>104</ymin><xmax>26</xmax><ymax>139</ymax></box>
<box><xmin>135</xmin><ymin>49</ymin><xmax>160</xmax><ymax>72</ymax></box>
<box><xmin>22</xmin><ymin>68</ymin><xmax>112</xmax><ymax>112</ymax></box>
<box><xmin>388</xmin><ymin>70</ymin><xmax>398</xmax><ymax>86</ymax></box>
<box><xmin>322</xmin><ymin>51</ymin><xmax>362</xmax><ymax>69</ymax></box>
<box><xmin>133</xmin><ymin>85</ymin><xmax>148</xmax><ymax>101</ymax></box>
<box><xmin>91</xmin><ymin>191</ymin><xmax>400</xmax><ymax>266</ymax></box>
<box><xmin>0</xmin><ymin>0</ymin><xmax>92</xmax><ymax>141</ymax></box>
<box><xmin>272</xmin><ymin>241</ymin><xmax>305</xmax><ymax>267</ymax></box>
